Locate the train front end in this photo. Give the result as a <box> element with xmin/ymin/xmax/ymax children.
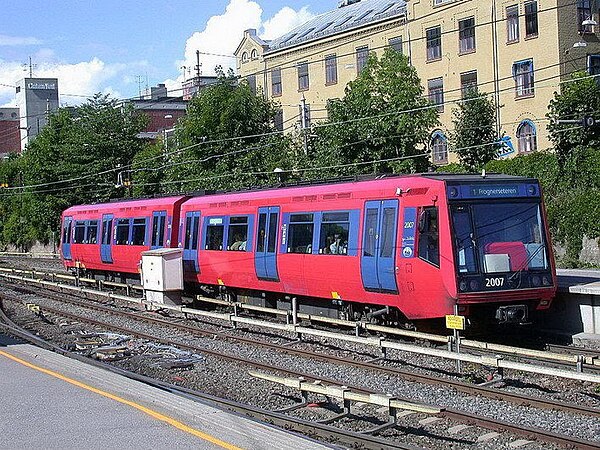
<box><xmin>446</xmin><ymin>176</ymin><xmax>556</xmax><ymax>324</ymax></box>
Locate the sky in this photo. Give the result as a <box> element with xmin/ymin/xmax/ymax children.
<box><xmin>0</xmin><ymin>0</ymin><xmax>332</xmax><ymax>107</ymax></box>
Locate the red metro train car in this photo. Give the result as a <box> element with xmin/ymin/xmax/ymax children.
<box><xmin>61</xmin><ymin>174</ymin><xmax>557</xmax><ymax>325</ymax></box>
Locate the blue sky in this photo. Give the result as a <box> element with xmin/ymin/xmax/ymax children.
<box><xmin>0</xmin><ymin>0</ymin><xmax>331</xmax><ymax>106</ymax></box>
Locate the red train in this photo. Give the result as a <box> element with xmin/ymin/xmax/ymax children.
<box><xmin>60</xmin><ymin>174</ymin><xmax>557</xmax><ymax>325</ymax></box>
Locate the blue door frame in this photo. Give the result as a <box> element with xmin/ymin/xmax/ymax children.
<box><xmin>62</xmin><ymin>217</ymin><xmax>72</xmax><ymax>260</ymax></box>
<box><xmin>151</xmin><ymin>211</ymin><xmax>167</xmax><ymax>249</ymax></box>
<box><xmin>255</xmin><ymin>207</ymin><xmax>279</xmax><ymax>281</ymax></box>
<box><xmin>183</xmin><ymin>211</ymin><xmax>201</xmax><ymax>273</ymax></box>
<box><xmin>101</xmin><ymin>214</ymin><xmax>113</xmax><ymax>264</ymax></box>
<box><xmin>360</xmin><ymin>200</ymin><xmax>399</xmax><ymax>293</ymax></box>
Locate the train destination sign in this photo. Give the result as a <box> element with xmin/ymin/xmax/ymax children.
<box><xmin>447</xmin><ymin>183</ymin><xmax>539</xmax><ymax>200</ymax></box>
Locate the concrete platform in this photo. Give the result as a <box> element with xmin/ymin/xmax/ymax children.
<box><xmin>0</xmin><ymin>333</ymin><xmax>336</xmax><ymax>450</ymax></box>
<box><xmin>546</xmin><ymin>270</ymin><xmax>600</xmax><ymax>340</ymax></box>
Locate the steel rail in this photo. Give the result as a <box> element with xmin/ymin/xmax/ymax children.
<box><xmin>0</xmin><ymin>304</ymin><xmax>417</xmax><ymax>450</ymax></box>
<box><xmin>3</xmin><ymin>282</ymin><xmax>599</xmax><ymax>419</ymax></box>
<box><xmin>1</xmin><ymin>292</ymin><xmax>599</xmax><ymax>449</ymax></box>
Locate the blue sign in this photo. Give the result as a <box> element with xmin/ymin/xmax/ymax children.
<box><xmin>401</xmin><ymin>207</ymin><xmax>417</xmax><ymax>258</ymax></box>
<box><xmin>447</xmin><ymin>183</ymin><xmax>539</xmax><ymax>200</ymax></box>
<box><xmin>497</xmin><ymin>136</ymin><xmax>515</xmax><ymax>159</ymax></box>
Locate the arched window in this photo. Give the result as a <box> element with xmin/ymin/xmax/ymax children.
<box><xmin>430</xmin><ymin>131</ymin><xmax>448</xmax><ymax>164</ymax></box>
<box><xmin>517</xmin><ymin>120</ymin><xmax>537</xmax><ymax>153</ymax></box>
<box><xmin>241</xmin><ymin>52</ymin><xmax>248</xmax><ymax>63</ymax></box>
<box><xmin>251</xmin><ymin>49</ymin><xmax>258</xmax><ymax>59</ymax></box>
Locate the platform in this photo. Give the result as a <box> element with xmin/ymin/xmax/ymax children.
<box><xmin>548</xmin><ymin>270</ymin><xmax>600</xmax><ymax>340</ymax></box>
<box><xmin>0</xmin><ymin>333</ymin><xmax>335</xmax><ymax>450</ymax></box>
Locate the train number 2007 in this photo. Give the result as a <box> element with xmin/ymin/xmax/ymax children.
<box><xmin>485</xmin><ymin>277</ymin><xmax>505</xmax><ymax>288</ymax></box>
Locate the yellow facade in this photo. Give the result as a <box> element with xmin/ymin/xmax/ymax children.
<box><xmin>236</xmin><ymin>0</ymin><xmax>600</xmax><ymax>164</ymax></box>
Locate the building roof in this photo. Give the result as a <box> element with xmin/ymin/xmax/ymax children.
<box><xmin>267</xmin><ymin>0</ymin><xmax>406</xmax><ymax>53</ymax></box>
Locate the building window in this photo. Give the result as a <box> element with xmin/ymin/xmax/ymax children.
<box><xmin>458</xmin><ymin>17</ymin><xmax>476</xmax><ymax>53</ymax></box>
<box><xmin>246</xmin><ymin>75</ymin><xmax>256</xmax><ymax>94</ymax></box>
<box><xmin>356</xmin><ymin>46</ymin><xmax>369</xmax><ymax>74</ymax></box>
<box><xmin>524</xmin><ymin>2</ymin><xmax>538</xmax><ymax>38</ymax></box>
<box><xmin>298</xmin><ymin>62</ymin><xmax>309</xmax><ymax>91</ymax></box>
<box><xmin>431</xmin><ymin>131</ymin><xmax>448</xmax><ymax>164</ymax></box>
<box><xmin>251</xmin><ymin>49</ymin><xmax>258</xmax><ymax>59</ymax></box>
<box><xmin>428</xmin><ymin>78</ymin><xmax>444</xmax><ymax>112</ymax></box>
<box><xmin>271</xmin><ymin>68</ymin><xmax>282</xmax><ymax>97</ymax></box>
<box><xmin>506</xmin><ymin>5</ymin><xmax>519</xmax><ymax>42</ymax></box>
<box><xmin>460</xmin><ymin>71</ymin><xmax>478</xmax><ymax>98</ymax></box>
<box><xmin>274</xmin><ymin>109</ymin><xmax>284</xmax><ymax>132</ymax></box>
<box><xmin>517</xmin><ymin>120</ymin><xmax>537</xmax><ymax>153</ymax></box>
<box><xmin>589</xmin><ymin>55</ymin><xmax>600</xmax><ymax>79</ymax></box>
<box><xmin>577</xmin><ymin>0</ymin><xmax>593</xmax><ymax>32</ymax></box>
<box><xmin>513</xmin><ymin>59</ymin><xmax>534</xmax><ymax>97</ymax></box>
<box><xmin>426</xmin><ymin>26</ymin><xmax>442</xmax><ymax>61</ymax></box>
<box><xmin>325</xmin><ymin>54</ymin><xmax>338</xmax><ymax>85</ymax></box>
<box><xmin>389</xmin><ymin>36</ymin><xmax>402</xmax><ymax>53</ymax></box>
<box><xmin>241</xmin><ymin>52</ymin><xmax>248</xmax><ymax>63</ymax></box>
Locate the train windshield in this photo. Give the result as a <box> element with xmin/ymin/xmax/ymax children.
<box><xmin>451</xmin><ymin>202</ymin><xmax>549</xmax><ymax>274</ymax></box>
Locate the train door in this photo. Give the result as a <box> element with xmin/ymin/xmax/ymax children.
<box><xmin>360</xmin><ymin>200</ymin><xmax>399</xmax><ymax>293</ymax></box>
<box><xmin>255</xmin><ymin>207</ymin><xmax>280</xmax><ymax>281</ymax></box>
<box><xmin>100</xmin><ymin>214</ymin><xmax>113</xmax><ymax>264</ymax></box>
<box><xmin>151</xmin><ymin>211</ymin><xmax>167</xmax><ymax>249</ymax></box>
<box><xmin>61</xmin><ymin>217</ymin><xmax>72</xmax><ymax>260</ymax></box>
<box><xmin>183</xmin><ymin>211</ymin><xmax>201</xmax><ymax>272</ymax></box>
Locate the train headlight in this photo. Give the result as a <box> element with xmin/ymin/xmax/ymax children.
<box><xmin>531</xmin><ymin>275</ymin><xmax>541</xmax><ymax>287</ymax></box>
<box><xmin>469</xmin><ymin>280</ymin><xmax>480</xmax><ymax>291</ymax></box>
<box><xmin>459</xmin><ymin>280</ymin><xmax>468</xmax><ymax>292</ymax></box>
<box><xmin>542</xmin><ymin>276</ymin><xmax>551</xmax><ymax>286</ymax></box>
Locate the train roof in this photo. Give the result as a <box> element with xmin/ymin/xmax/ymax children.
<box><xmin>421</xmin><ymin>173</ymin><xmax>538</xmax><ymax>183</ymax></box>
<box><xmin>63</xmin><ymin>195</ymin><xmax>188</xmax><ymax>215</ymax></box>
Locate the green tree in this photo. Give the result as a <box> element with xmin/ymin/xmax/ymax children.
<box><xmin>451</xmin><ymin>91</ymin><xmax>500</xmax><ymax>171</ymax></box>
<box><xmin>167</xmin><ymin>67</ymin><xmax>291</xmax><ymax>192</ymax></box>
<box><xmin>0</xmin><ymin>94</ymin><xmax>150</xmax><ymax>247</ymax></box>
<box><xmin>312</xmin><ymin>48</ymin><xmax>439</xmax><ymax>176</ymax></box>
<box><xmin>547</xmin><ymin>71</ymin><xmax>600</xmax><ymax>184</ymax></box>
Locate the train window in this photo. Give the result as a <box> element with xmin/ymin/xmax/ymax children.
<box><xmin>319</xmin><ymin>212</ymin><xmax>349</xmax><ymax>255</ymax></box>
<box><xmin>115</xmin><ymin>219</ymin><xmax>130</xmax><ymax>245</ymax></box>
<box><xmin>86</xmin><ymin>221</ymin><xmax>99</xmax><ymax>244</ymax></box>
<box><xmin>451</xmin><ymin>205</ymin><xmax>477</xmax><ymax>273</ymax></box>
<box><xmin>417</xmin><ymin>207</ymin><xmax>439</xmax><ymax>267</ymax></box>
<box><xmin>363</xmin><ymin>208</ymin><xmax>378</xmax><ymax>257</ymax></box>
<box><xmin>152</xmin><ymin>215</ymin><xmax>166</xmax><ymax>247</ymax></box>
<box><xmin>380</xmin><ymin>208</ymin><xmax>396</xmax><ymax>258</ymax></box>
<box><xmin>257</xmin><ymin>214</ymin><xmax>267</xmax><ymax>252</ymax></box>
<box><xmin>62</xmin><ymin>222</ymin><xmax>70</xmax><ymax>244</ymax></box>
<box><xmin>268</xmin><ymin>213</ymin><xmax>278</xmax><ymax>253</ymax></box>
<box><xmin>74</xmin><ymin>221</ymin><xmax>86</xmax><ymax>243</ymax></box>
<box><xmin>102</xmin><ymin>219</ymin><xmax>113</xmax><ymax>245</ymax></box>
<box><xmin>132</xmin><ymin>218</ymin><xmax>146</xmax><ymax>246</ymax></box>
<box><xmin>227</xmin><ymin>216</ymin><xmax>248</xmax><ymax>251</ymax></box>
<box><xmin>288</xmin><ymin>213</ymin><xmax>314</xmax><ymax>253</ymax></box>
<box><xmin>206</xmin><ymin>219</ymin><xmax>224</xmax><ymax>250</ymax></box>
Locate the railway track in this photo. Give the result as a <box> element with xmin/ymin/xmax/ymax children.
<box><xmin>0</xmin><ymin>283</ymin><xmax>598</xmax><ymax>449</ymax></box>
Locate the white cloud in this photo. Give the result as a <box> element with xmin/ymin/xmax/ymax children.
<box><xmin>172</xmin><ymin>0</ymin><xmax>315</xmax><ymax>89</ymax></box>
<box><xmin>262</xmin><ymin>6</ymin><xmax>314</xmax><ymax>40</ymax></box>
<box><xmin>0</xmin><ymin>34</ymin><xmax>42</xmax><ymax>46</ymax></box>
<box><xmin>0</xmin><ymin>58</ymin><xmax>128</xmax><ymax>106</ymax></box>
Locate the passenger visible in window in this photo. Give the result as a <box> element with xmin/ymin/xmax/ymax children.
<box><xmin>330</xmin><ymin>234</ymin><xmax>342</xmax><ymax>254</ymax></box>
<box><xmin>239</xmin><ymin>240</ymin><xmax>247</xmax><ymax>251</ymax></box>
<box><xmin>230</xmin><ymin>234</ymin><xmax>245</xmax><ymax>251</ymax></box>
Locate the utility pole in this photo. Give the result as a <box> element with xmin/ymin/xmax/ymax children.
<box><xmin>195</xmin><ymin>50</ymin><xmax>202</xmax><ymax>78</ymax></box>
<box><xmin>300</xmin><ymin>95</ymin><xmax>309</xmax><ymax>155</ymax></box>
